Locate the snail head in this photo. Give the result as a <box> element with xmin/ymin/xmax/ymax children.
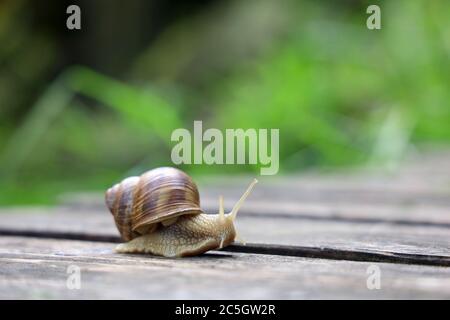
<box><xmin>217</xmin><ymin>179</ymin><xmax>258</xmax><ymax>245</ymax></box>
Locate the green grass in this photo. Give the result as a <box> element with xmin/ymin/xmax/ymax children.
<box><xmin>0</xmin><ymin>0</ymin><xmax>449</xmax><ymax>204</ymax></box>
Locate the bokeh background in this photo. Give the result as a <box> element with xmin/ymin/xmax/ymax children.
<box><xmin>0</xmin><ymin>0</ymin><xmax>449</xmax><ymax>204</ymax></box>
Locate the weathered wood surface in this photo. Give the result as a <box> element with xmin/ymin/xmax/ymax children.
<box><xmin>58</xmin><ymin>154</ymin><xmax>450</xmax><ymax>225</ymax></box>
<box><xmin>1</xmin><ymin>206</ymin><xmax>449</xmax><ymax>260</ymax></box>
<box><xmin>1</xmin><ymin>236</ymin><xmax>449</xmax><ymax>299</ymax></box>
<box><xmin>0</xmin><ymin>150</ymin><xmax>449</xmax><ymax>298</ymax></box>
<box><xmin>62</xmin><ymin>193</ymin><xmax>450</xmax><ymax>226</ymax></box>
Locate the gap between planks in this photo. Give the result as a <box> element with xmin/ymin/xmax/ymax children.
<box><xmin>0</xmin><ymin>229</ymin><xmax>448</xmax><ymax>267</ymax></box>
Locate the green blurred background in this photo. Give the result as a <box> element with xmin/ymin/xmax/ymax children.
<box><xmin>0</xmin><ymin>0</ymin><xmax>449</xmax><ymax>205</ymax></box>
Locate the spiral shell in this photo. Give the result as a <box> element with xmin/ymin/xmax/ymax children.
<box><xmin>105</xmin><ymin>167</ymin><xmax>203</xmax><ymax>241</ymax></box>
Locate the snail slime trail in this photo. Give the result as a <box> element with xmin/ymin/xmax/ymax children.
<box><xmin>171</xmin><ymin>120</ymin><xmax>279</xmax><ymax>175</ymax></box>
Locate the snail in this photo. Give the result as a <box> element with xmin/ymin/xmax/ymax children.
<box><xmin>105</xmin><ymin>167</ymin><xmax>257</xmax><ymax>257</ymax></box>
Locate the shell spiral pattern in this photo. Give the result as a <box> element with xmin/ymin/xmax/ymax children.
<box><xmin>105</xmin><ymin>167</ymin><xmax>203</xmax><ymax>241</ymax></box>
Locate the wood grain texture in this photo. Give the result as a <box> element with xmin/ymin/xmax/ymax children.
<box><xmin>0</xmin><ymin>206</ymin><xmax>449</xmax><ymax>259</ymax></box>
<box><xmin>1</xmin><ymin>236</ymin><xmax>449</xmax><ymax>299</ymax></box>
<box><xmin>0</xmin><ymin>151</ymin><xmax>449</xmax><ymax>299</ymax></box>
<box><xmin>55</xmin><ymin>150</ymin><xmax>450</xmax><ymax>228</ymax></box>
<box><xmin>62</xmin><ymin>194</ymin><xmax>450</xmax><ymax>226</ymax></box>
<box><xmin>59</xmin><ymin>165</ymin><xmax>450</xmax><ymax>226</ymax></box>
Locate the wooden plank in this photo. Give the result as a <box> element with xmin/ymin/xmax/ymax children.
<box><xmin>1</xmin><ymin>236</ymin><xmax>449</xmax><ymax>299</ymax></box>
<box><xmin>58</xmin><ymin>161</ymin><xmax>450</xmax><ymax>225</ymax></box>
<box><xmin>56</xmin><ymin>149</ymin><xmax>450</xmax><ymax>225</ymax></box>
<box><xmin>0</xmin><ymin>206</ymin><xmax>449</xmax><ymax>259</ymax></box>
<box><xmin>198</xmin><ymin>176</ymin><xmax>450</xmax><ymax>207</ymax></box>
<box><xmin>62</xmin><ymin>175</ymin><xmax>450</xmax><ymax>209</ymax></box>
<box><xmin>61</xmin><ymin>194</ymin><xmax>450</xmax><ymax>226</ymax></box>
<box><xmin>224</xmin><ymin>243</ymin><xmax>450</xmax><ymax>267</ymax></box>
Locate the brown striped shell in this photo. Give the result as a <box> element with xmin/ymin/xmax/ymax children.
<box><xmin>105</xmin><ymin>167</ymin><xmax>203</xmax><ymax>241</ymax></box>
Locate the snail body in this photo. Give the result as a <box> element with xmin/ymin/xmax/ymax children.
<box><xmin>105</xmin><ymin>167</ymin><xmax>257</xmax><ymax>257</ymax></box>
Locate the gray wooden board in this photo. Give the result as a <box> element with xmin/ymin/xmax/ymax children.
<box><xmin>61</xmin><ymin>193</ymin><xmax>450</xmax><ymax>226</ymax></box>
<box><xmin>0</xmin><ymin>207</ymin><xmax>449</xmax><ymax>258</ymax></box>
<box><xmin>62</xmin><ymin>176</ymin><xmax>450</xmax><ymax>207</ymax></box>
<box><xmin>1</xmin><ymin>236</ymin><xmax>449</xmax><ymax>299</ymax></box>
<box><xmin>58</xmin><ymin>163</ymin><xmax>450</xmax><ymax>225</ymax></box>
<box><xmin>55</xmin><ymin>150</ymin><xmax>450</xmax><ymax>225</ymax></box>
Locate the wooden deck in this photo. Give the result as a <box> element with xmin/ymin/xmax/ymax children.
<box><xmin>1</xmin><ymin>151</ymin><xmax>449</xmax><ymax>299</ymax></box>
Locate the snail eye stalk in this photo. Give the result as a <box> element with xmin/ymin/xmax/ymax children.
<box><xmin>219</xmin><ymin>195</ymin><xmax>225</xmax><ymax>221</ymax></box>
<box><xmin>230</xmin><ymin>179</ymin><xmax>258</xmax><ymax>221</ymax></box>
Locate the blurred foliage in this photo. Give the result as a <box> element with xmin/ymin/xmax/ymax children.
<box><xmin>0</xmin><ymin>0</ymin><xmax>449</xmax><ymax>204</ymax></box>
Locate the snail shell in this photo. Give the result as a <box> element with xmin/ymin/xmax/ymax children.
<box><xmin>105</xmin><ymin>167</ymin><xmax>203</xmax><ymax>241</ymax></box>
